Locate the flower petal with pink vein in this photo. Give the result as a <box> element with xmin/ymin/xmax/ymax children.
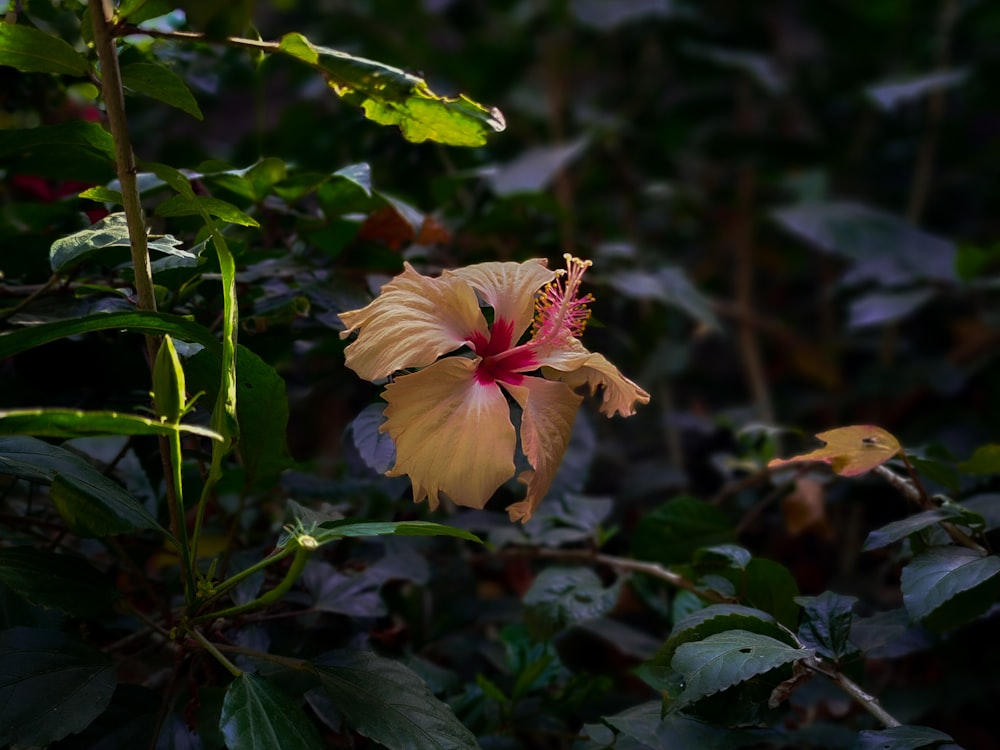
<box><xmin>450</xmin><ymin>260</ymin><xmax>554</xmax><ymax>345</ymax></box>
<box><xmin>381</xmin><ymin>357</ymin><xmax>516</xmax><ymax>510</ymax></box>
<box><xmin>502</xmin><ymin>376</ymin><xmax>582</xmax><ymax>522</ymax></box>
<box><xmin>339</xmin><ymin>262</ymin><xmax>487</xmax><ymax>381</ymax></box>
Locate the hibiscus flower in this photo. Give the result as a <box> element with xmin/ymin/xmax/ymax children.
<box><xmin>339</xmin><ymin>255</ymin><xmax>650</xmax><ymax>522</ymax></box>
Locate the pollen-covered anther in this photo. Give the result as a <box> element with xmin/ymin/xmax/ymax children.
<box><xmin>533</xmin><ymin>254</ymin><xmax>595</xmax><ymax>341</ymax></box>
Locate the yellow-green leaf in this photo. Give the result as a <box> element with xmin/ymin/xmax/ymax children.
<box><xmin>768</xmin><ymin>425</ymin><xmax>901</xmax><ymax>477</ymax></box>
<box><xmin>277</xmin><ymin>32</ymin><xmax>505</xmax><ymax>147</ymax></box>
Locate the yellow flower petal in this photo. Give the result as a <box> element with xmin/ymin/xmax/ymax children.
<box><xmin>537</xmin><ymin>339</ymin><xmax>651</xmax><ymax>417</ymax></box>
<box><xmin>339</xmin><ymin>263</ymin><xmax>487</xmax><ymax>381</ymax></box>
<box><xmin>382</xmin><ymin>357</ymin><xmax>516</xmax><ymax>510</ymax></box>
<box><xmin>449</xmin><ymin>260</ymin><xmax>555</xmax><ymax>344</ymax></box>
<box><xmin>502</xmin><ymin>376</ymin><xmax>582</xmax><ymax>523</ymax></box>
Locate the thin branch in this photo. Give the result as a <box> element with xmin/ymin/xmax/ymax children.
<box><xmin>806</xmin><ymin>655</ymin><xmax>902</xmax><ymax>728</ymax></box>
<box><xmin>873</xmin><ymin>464</ymin><xmax>986</xmax><ymax>554</ymax></box>
<box><xmin>0</xmin><ymin>273</ymin><xmax>61</xmax><ymax>322</ymax></box>
<box><xmin>186</xmin><ymin>627</ymin><xmax>242</xmax><ymax>678</ymax></box>
<box><xmin>906</xmin><ymin>0</ymin><xmax>960</xmax><ymax>224</ymax></box>
<box><xmin>504</xmin><ymin>547</ymin><xmax>732</xmax><ymax>604</ymax></box>
<box><xmin>730</xmin><ymin>77</ymin><xmax>775</xmax><ymax>430</ymax></box>
<box><xmin>118</xmin><ymin>24</ymin><xmax>279</xmax><ymax>53</ymax></box>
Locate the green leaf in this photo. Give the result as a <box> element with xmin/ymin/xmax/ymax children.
<box><xmin>0</xmin><ymin>546</ymin><xmax>119</xmax><ymax>617</ymax></box>
<box><xmin>608</xmin><ymin>268</ymin><xmax>722</xmax><ymax>330</ymax></box>
<box><xmin>299</xmin><ymin>519</ymin><xmax>481</xmax><ymax>547</ymax></box>
<box><xmin>310</xmin><ymin>649</ymin><xmax>480</xmax><ymax>750</ymax></box>
<box><xmin>856</xmin><ymin>725</ymin><xmax>957</xmax><ymax>750</ymax></box>
<box><xmin>649</xmin><ymin>604</ymin><xmax>791</xmax><ymax>672</ymax></box>
<box><xmin>907</xmin><ymin>455</ymin><xmax>960</xmax><ymax>493</ymax></box>
<box><xmin>669</xmin><ymin>630</ymin><xmax>813</xmax><ymax>713</ymax></box>
<box><xmin>0</xmin><ymin>436</ymin><xmax>163</xmax><ymax>536</ymax></box>
<box><xmin>350</xmin><ymin>402</ymin><xmax>395</xmax><ymax>474</ymax></box>
<box><xmin>203</xmin><ymin>158</ymin><xmax>289</xmax><ymax>202</ymax></box>
<box><xmin>772</xmin><ymin>201</ymin><xmax>955</xmax><ymax>284</ymax></box>
<box><xmin>523</xmin><ymin>567</ymin><xmax>621</xmax><ymax>639</ymax></box>
<box><xmin>794</xmin><ymin>591</ymin><xmax>859</xmax><ymax>661</ymax></box>
<box><xmin>961</xmin><ymin>494</ymin><xmax>1000</xmax><ymax>531</ymax></box>
<box><xmin>120</xmin><ymin>61</ymin><xmax>204</xmax><ymax>119</ymax></box>
<box><xmin>0</xmin><ymin>408</ymin><xmax>222</xmax><ymax>441</ymax></box>
<box><xmin>187</xmin><ymin>345</ymin><xmax>291</xmax><ymax>488</ymax></box>
<box><xmin>50</xmin><ymin>213</ymin><xmax>195</xmax><ymax>272</ymax></box>
<box><xmin>631</xmin><ymin>496</ymin><xmax>735</xmax><ymax>566</ymax></box>
<box><xmin>0</xmin><ymin>310</ymin><xmax>220</xmax><ymax>361</ymax></box>
<box><xmin>866</xmin><ymin>70</ymin><xmax>968</xmax><ymax>111</ymax></box>
<box><xmin>864</xmin><ymin>506</ymin><xmax>977</xmax><ymax>551</ymax></box>
<box><xmin>901</xmin><ymin>546</ymin><xmax>1000</xmax><ymax>631</ymax></box>
<box><xmin>155</xmin><ymin>194</ymin><xmax>260</xmax><ymax>227</ymax></box>
<box><xmin>694</xmin><ymin>545</ymin><xmax>753</xmax><ymax>570</ymax></box>
<box><xmin>116</xmin><ymin>0</ymin><xmax>175</xmax><ymax>24</ymax></box>
<box><xmin>78</xmin><ymin>185</ymin><xmax>124</xmax><ymax>205</ymax></box>
<box><xmin>219</xmin><ymin>673</ymin><xmax>322</xmax><ymax>750</ymax></box>
<box><xmin>0</xmin><ymin>23</ymin><xmax>90</xmax><ymax>76</ymax></box>
<box><xmin>277</xmin><ymin>32</ymin><xmax>505</xmax><ymax>147</ymax></box>
<box><xmin>739</xmin><ymin>558</ymin><xmax>801</xmax><ymax>629</ymax></box>
<box><xmin>597</xmin><ymin>700</ymin><xmax>765</xmax><ymax>750</ymax></box>
<box><xmin>0</xmin><ymin>627</ymin><xmax>116</xmax><ymax>747</ymax></box>
<box><xmin>958</xmin><ymin>444</ymin><xmax>1000</xmax><ymax>475</ymax></box>
<box><xmin>0</xmin><ymin>121</ymin><xmax>115</xmax><ymax>182</ymax></box>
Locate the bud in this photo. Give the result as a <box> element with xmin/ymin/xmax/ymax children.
<box><xmin>153</xmin><ymin>335</ymin><xmax>186</xmax><ymax>423</ymax></box>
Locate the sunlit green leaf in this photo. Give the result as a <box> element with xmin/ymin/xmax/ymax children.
<box><xmin>0</xmin><ymin>408</ymin><xmax>221</xmax><ymax>441</ymax></box>
<box><xmin>277</xmin><ymin>32</ymin><xmax>505</xmax><ymax>147</ymax></box>
<box><xmin>50</xmin><ymin>213</ymin><xmax>195</xmax><ymax>272</ymax></box>
<box><xmin>155</xmin><ymin>194</ymin><xmax>259</xmax><ymax>227</ymax></box>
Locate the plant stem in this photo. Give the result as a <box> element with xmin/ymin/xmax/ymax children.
<box><xmin>186</xmin><ymin>627</ymin><xmax>242</xmax><ymax>678</ymax></box>
<box><xmin>89</xmin><ymin>0</ymin><xmax>158</xmax><ymax>357</ymax></box>
<box><xmin>507</xmin><ymin>547</ymin><xmax>732</xmax><ymax>604</ymax></box>
<box><xmin>805</xmin><ymin>655</ymin><xmax>901</xmax><ymax>728</ymax></box>
<box><xmin>873</xmin><ymin>464</ymin><xmax>986</xmax><ymax>554</ymax></box>
<box><xmin>0</xmin><ymin>273</ymin><xmax>60</xmax><ymax>323</ymax></box>
<box><xmin>190</xmin><ymin>543</ymin><xmax>310</xmax><ymax>625</ymax></box>
<box><xmin>195</xmin><ymin>545</ymin><xmax>294</xmax><ymax>612</ymax></box>
<box><xmin>92</xmin><ymin>0</ymin><xmax>192</xmax><ymax>602</ymax></box>
<box><xmin>167</xmin><ymin>429</ymin><xmax>195</xmax><ymax>602</ymax></box>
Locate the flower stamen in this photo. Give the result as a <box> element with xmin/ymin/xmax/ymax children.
<box><xmin>532</xmin><ymin>254</ymin><xmax>594</xmax><ymax>344</ymax></box>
